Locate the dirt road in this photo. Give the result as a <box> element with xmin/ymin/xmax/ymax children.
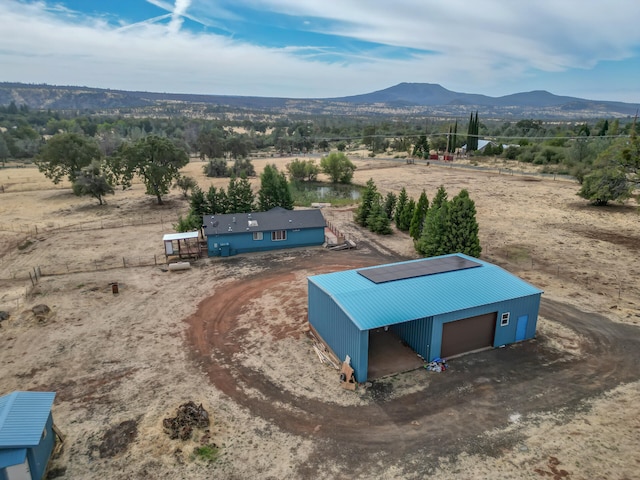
<box><xmin>185</xmin><ymin>249</ymin><xmax>640</xmax><ymax>477</ymax></box>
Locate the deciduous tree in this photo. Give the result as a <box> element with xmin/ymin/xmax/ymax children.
<box><xmin>110</xmin><ymin>135</ymin><xmax>188</xmax><ymax>204</ymax></box>
<box><xmin>258</xmin><ymin>164</ymin><xmax>293</xmax><ymax>210</ymax></box>
<box><xmin>37</xmin><ymin>132</ymin><xmax>101</xmax><ymax>184</ymax></box>
<box><xmin>320</xmin><ymin>152</ymin><xmax>356</xmax><ymax>184</ymax></box>
<box><xmin>71</xmin><ymin>161</ymin><xmax>114</xmax><ymax>205</ymax></box>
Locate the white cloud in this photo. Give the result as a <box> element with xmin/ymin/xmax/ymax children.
<box><xmin>167</xmin><ymin>0</ymin><xmax>191</xmax><ymax>34</ymax></box>
<box><xmin>1</xmin><ymin>1</ymin><xmax>639</xmax><ymax>101</ymax></box>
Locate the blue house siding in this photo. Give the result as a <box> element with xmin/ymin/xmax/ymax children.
<box><xmin>208</xmin><ymin>227</ymin><xmax>324</xmax><ymax>257</ymax></box>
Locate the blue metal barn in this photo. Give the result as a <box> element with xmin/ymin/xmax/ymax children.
<box><xmin>307</xmin><ymin>254</ymin><xmax>543</xmax><ymax>383</ymax></box>
<box><xmin>0</xmin><ymin>391</ymin><xmax>56</xmax><ymax>480</ymax></box>
<box><xmin>203</xmin><ymin>207</ymin><xmax>326</xmax><ymax>257</ymax></box>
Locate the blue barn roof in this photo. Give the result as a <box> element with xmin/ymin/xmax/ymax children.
<box><xmin>308</xmin><ymin>253</ymin><xmax>543</xmax><ymax>331</ymax></box>
<box><xmin>0</xmin><ymin>391</ymin><xmax>56</xmax><ymax>449</ymax></box>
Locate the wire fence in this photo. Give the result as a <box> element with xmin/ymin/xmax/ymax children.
<box><xmin>482</xmin><ymin>250</ymin><xmax>635</xmax><ymax>304</ymax></box>
<box><xmin>0</xmin><ymin>213</ymin><xmax>181</xmax><ymax>238</ymax></box>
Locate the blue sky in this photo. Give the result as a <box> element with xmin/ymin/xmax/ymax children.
<box><xmin>2</xmin><ymin>0</ymin><xmax>639</xmax><ymax>102</ymax></box>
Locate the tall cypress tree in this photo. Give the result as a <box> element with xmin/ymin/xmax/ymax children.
<box><xmin>398</xmin><ymin>198</ymin><xmax>415</xmax><ymax>232</ymax></box>
<box><xmin>394</xmin><ymin>187</ymin><xmax>408</xmax><ymax>228</ymax></box>
<box><xmin>409</xmin><ymin>190</ymin><xmax>429</xmax><ymax>241</ymax></box>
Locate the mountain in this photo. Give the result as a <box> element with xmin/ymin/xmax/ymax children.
<box><xmin>1</xmin><ymin>81</ymin><xmax>638</xmax><ymax>118</ymax></box>
<box><xmin>332</xmin><ymin>82</ymin><xmax>638</xmax><ymax>113</ymax></box>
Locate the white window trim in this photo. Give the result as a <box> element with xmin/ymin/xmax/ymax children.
<box><xmin>500</xmin><ymin>312</ymin><xmax>510</xmax><ymax>326</ymax></box>
<box><xmin>272</xmin><ymin>230</ymin><xmax>287</xmax><ymax>241</ymax></box>
<box><xmin>252</xmin><ymin>232</ymin><xmax>263</xmax><ymax>241</ymax></box>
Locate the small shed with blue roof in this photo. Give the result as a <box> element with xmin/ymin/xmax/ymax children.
<box><xmin>202</xmin><ymin>207</ymin><xmax>326</xmax><ymax>257</ymax></box>
<box><xmin>307</xmin><ymin>254</ymin><xmax>543</xmax><ymax>383</ymax></box>
<box><xmin>0</xmin><ymin>391</ymin><xmax>57</xmax><ymax>480</ymax></box>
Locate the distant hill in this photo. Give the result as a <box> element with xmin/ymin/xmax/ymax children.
<box><xmin>1</xmin><ymin>81</ymin><xmax>637</xmax><ymax>119</ymax></box>
<box><xmin>332</xmin><ymin>82</ymin><xmax>638</xmax><ymax>113</ymax></box>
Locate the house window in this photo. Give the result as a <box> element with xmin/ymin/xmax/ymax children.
<box><xmin>500</xmin><ymin>312</ymin><xmax>510</xmax><ymax>326</ymax></box>
<box><xmin>272</xmin><ymin>230</ymin><xmax>287</xmax><ymax>241</ymax></box>
<box><xmin>253</xmin><ymin>232</ymin><xmax>263</xmax><ymax>241</ymax></box>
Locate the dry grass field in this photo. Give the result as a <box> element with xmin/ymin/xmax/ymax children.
<box><xmin>1</xmin><ymin>155</ymin><xmax>639</xmax><ymax>479</ymax></box>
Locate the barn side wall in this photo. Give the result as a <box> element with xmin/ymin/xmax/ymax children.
<box><xmin>308</xmin><ymin>281</ymin><xmax>368</xmax><ymax>382</ymax></box>
<box><xmin>390</xmin><ymin>316</ymin><xmax>433</xmax><ymax>360</ymax></box>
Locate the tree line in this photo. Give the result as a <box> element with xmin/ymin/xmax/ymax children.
<box><xmin>2</xmin><ymin>101</ymin><xmax>638</xmax><ymax>206</ymax></box>
<box><xmin>355</xmin><ymin>179</ymin><xmax>481</xmax><ymax>257</ymax></box>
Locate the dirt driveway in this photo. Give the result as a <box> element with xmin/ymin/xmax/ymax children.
<box><xmin>186</xmin><ymin>248</ymin><xmax>640</xmax><ymax>477</ymax></box>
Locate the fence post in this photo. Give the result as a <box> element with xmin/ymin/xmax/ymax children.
<box><xmin>29</xmin><ymin>271</ymin><xmax>35</xmax><ymax>286</ymax></box>
<box><xmin>123</xmin><ymin>257</ymin><xmax>126</xmax><ymax>268</ymax></box>
<box><xmin>154</xmin><ymin>254</ymin><xmax>157</xmax><ymax>265</ymax></box>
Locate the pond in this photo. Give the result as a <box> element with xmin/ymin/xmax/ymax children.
<box><xmin>295</xmin><ymin>182</ymin><xmax>361</xmax><ymax>200</ymax></box>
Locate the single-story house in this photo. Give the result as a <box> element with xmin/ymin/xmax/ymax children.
<box><xmin>0</xmin><ymin>391</ymin><xmax>57</xmax><ymax>480</ymax></box>
<box><xmin>202</xmin><ymin>207</ymin><xmax>326</xmax><ymax>257</ymax></box>
<box><xmin>308</xmin><ymin>254</ymin><xmax>543</xmax><ymax>383</ymax></box>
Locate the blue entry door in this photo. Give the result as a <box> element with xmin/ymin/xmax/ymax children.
<box><xmin>515</xmin><ymin>315</ymin><xmax>528</xmax><ymax>341</ymax></box>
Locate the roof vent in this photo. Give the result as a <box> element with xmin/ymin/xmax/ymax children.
<box><xmin>228</xmin><ymin>226</ymin><xmax>232</xmax><ymax>232</ymax></box>
<box><xmin>248</xmin><ymin>220</ymin><xmax>258</xmax><ymax>227</ymax></box>
<box><xmin>233</xmin><ymin>216</ymin><xmax>236</xmax><ymax>223</ymax></box>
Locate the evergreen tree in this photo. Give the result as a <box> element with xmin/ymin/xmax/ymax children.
<box><xmin>226</xmin><ymin>176</ymin><xmax>255</xmax><ymax>213</ymax></box>
<box><xmin>189</xmin><ymin>186</ymin><xmax>208</xmax><ymax>217</ymax></box>
<box><xmin>409</xmin><ymin>190</ymin><xmax>429</xmax><ymax>241</ymax></box>
<box><xmin>447</xmin><ymin>121</ymin><xmax>458</xmax><ymax>153</ymax></box>
<box><xmin>446</xmin><ymin>189</ymin><xmax>482</xmax><ymax>257</ymax></box>
<box><xmin>206</xmin><ymin>185</ymin><xmax>228</xmax><ymax>214</ymax></box>
<box><xmin>383</xmin><ymin>191</ymin><xmax>397</xmax><ymax>220</ymax></box>
<box><xmin>417</xmin><ymin>200</ymin><xmax>450</xmax><ymax>257</ymax></box>
<box><xmin>394</xmin><ymin>187</ymin><xmax>408</xmax><ymax>228</ymax></box>
<box><xmin>431</xmin><ymin>185</ymin><xmax>448</xmax><ymax>210</ymax></box>
<box><xmin>235</xmin><ymin>175</ymin><xmax>255</xmax><ymax>212</ymax></box>
<box><xmin>366</xmin><ymin>200</ymin><xmax>392</xmax><ymax>234</ymax></box>
<box><xmin>398</xmin><ymin>198</ymin><xmax>415</xmax><ymax>231</ymax></box>
<box><xmin>355</xmin><ymin>178</ymin><xmax>378</xmax><ymax>226</ymax></box>
<box><xmin>466</xmin><ymin>111</ymin><xmax>479</xmax><ymax>151</ymax></box>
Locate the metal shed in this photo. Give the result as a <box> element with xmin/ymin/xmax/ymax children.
<box><xmin>307</xmin><ymin>254</ymin><xmax>543</xmax><ymax>383</ymax></box>
<box><xmin>162</xmin><ymin>231</ymin><xmax>201</xmax><ymax>261</ymax></box>
<box><xmin>0</xmin><ymin>391</ymin><xmax>57</xmax><ymax>480</ymax></box>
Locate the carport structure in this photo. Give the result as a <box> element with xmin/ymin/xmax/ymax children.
<box><xmin>307</xmin><ymin>253</ymin><xmax>543</xmax><ymax>383</ymax></box>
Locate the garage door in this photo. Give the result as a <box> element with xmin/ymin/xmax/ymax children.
<box><xmin>441</xmin><ymin>312</ymin><xmax>497</xmax><ymax>358</ymax></box>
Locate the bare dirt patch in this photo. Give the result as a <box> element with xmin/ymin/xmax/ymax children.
<box><xmin>1</xmin><ymin>159</ymin><xmax>639</xmax><ymax>479</ymax></box>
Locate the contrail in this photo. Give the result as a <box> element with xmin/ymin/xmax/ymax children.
<box><xmin>168</xmin><ymin>0</ymin><xmax>191</xmax><ymax>34</ymax></box>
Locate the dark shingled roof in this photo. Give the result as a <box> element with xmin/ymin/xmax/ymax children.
<box><xmin>202</xmin><ymin>207</ymin><xmax>326</xmax><ymax>236</ymax></box>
